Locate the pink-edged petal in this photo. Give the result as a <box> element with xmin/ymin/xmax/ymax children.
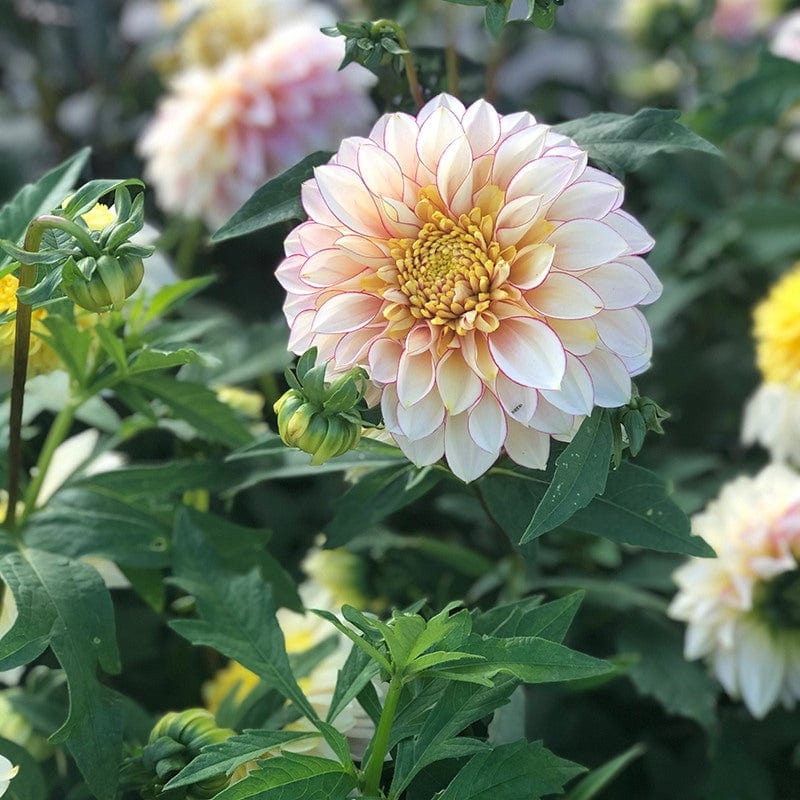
<box><xmin>495</xmin><ymin>195</ymin><xmax>544</xmax><ymax>248</ymax></box>
<box><xmin>314</xmin><ymin>165</ymin><xmax>388</xmax><ymax>237</ymax></box>
<box><xmin>506</xmin><ymin>156</ymin><xmax>577</xmax><ymax>205</ymax></box>
<box><xmin>529</xmin><ymin>396</ymin><xmax>575</xmax><ymax>435</ymax></box>
<box><xmin>444</xmin><ymin>412</ymin><xmax>499</xmax><ymax>482</ymax></box>
<box><xmin>368</xmin><ymin>338</ymin><xmax>402</xmax><ymax>383</ymax></box>
<box><xmin>396</xmin><ymin>349</ymin><xmax>436</xmax><ymax>407</ymax></box>
<box><xmin>527</xmin><ymin>272</ymin><xmax>603</xmax><ymax>320</ymax></box>
<box><xmin>468</xmin><ymin>392</ymin><xmax>508</xmax><ymax>453</ymax></box>
<box><xmin>604</xmin><ymin>210</ymin><xmax>655</xmax><ymax>255</ymax></box>
<box><xmin>406</xmin><ymin>325</ymin><xmax>435</xmax><ymax>355</ymax></box>
<box><xmin>416</xmin><ymin>106</ymin><xmax>465</xmax><ymax>176</ymax></box>
<box><xmin>540</xmin><ymin>353</ymin><xmax>595</xmax><ymax>415</ymax></box>
<box><xmin>463</xmin><ymin>99</ymin><xmax>501</xmax><ymax>157</ymax></box>
<box><xmin>460</xmin><ymin>332</ymin><xmax>499</xmax><ymax>383</ymax></box>
<box><xmin>618</xmin><ymin>350</ymin><xmax>652</xmax><ymax>377</ymax></box>
<box><xmin>436</xmin><ymin>135</ymin><xmax>474</xmax><ymax>213</ymax></box>
<box><xmin>357</xmin><ymin>144</ymin><xmax>405</xmax><ymax>197</ymax></box>
<box><xmin>417</xmin><ymin>93</ymin><xmax>466</xmax><ymax>124</ymax></box>
<box><xmin>504</xmin><ymin>420</ymin><xmax>551</xmax><ymax>470</ymax></box>
<box><xmin>335</xmin><ymin>235</ymin><xmax>391</xmax><ymax>267</ymax></box>
<box><xmin>334</xmin><ymin>326</ymin><xmax>381</xmax><ymax>365</ymax></box>
<box><xmin>499</xmin><ymin>110</ymin><xmax>538</xmax><ymax>137</ymax></box>
<box><xmin>581</xmin><ymin>261</ymin><xmax>653</xmax><ymax>310</ymax></box>
<box><xmin>548</xmin><ymin>180</ymin><xmax>623</xmax><ymax>221</ymax></box>
<box><xmin>301</xmin><ymin>180</ymin><xmax>343</xmax><ymax>228</ymax></box>
<box><xmin>313</xmin><ymin>293</ymin><xmax>382</xmax><ymax>334</ymax></box>
<box><xmin>382</xmin><ymin>113</ymin><xmax>421</xmax><ymax>175</ymax></box>
<box><xmin>396</xmin><ymin>391</ymin><xmax>446</xmax><ymax>440</ymax></box>
<box><xmin>392</xmin><ymin>425</ymin><xmax>445</xmax><ymax>467</ymax></box>
<box><xmin>511</xmin><ymin>243</ymin><xmax>554</xmax><ymax>290</ymax></box>
<box><xmin>379</xmin><ymin>196</ymin><xmax>423</xmax><ymax>237</ymax></box>
<box><xmin>299</xmin><ymin>249</ymin><xmax>366</xmax><ymax>288</ymax></box>
<box><xmin>549</xmin><ymin>317</ymin><xmax>599</xmax><ymax>356</ymax></box>
<box><xmin>580</xmin><ymin>348</ymin><xmax>632</xmax><ymax>407</ymax></box>
<box><xmin>620</xmin><ymin>256</ymin><xmax>662</xmax><ymax>304</ymax></box>
<box><xmin>292</xmin><ymin>221</ymin><xmax>341</xmax><ymax>255</ymax></box>
<box><xmin>495</xmin><ymin>374</ymin><xmax>539</xmax><ymax>424</ymax></box>
<box><xmin>488</xmin><ymin>317</ymin><xmax>566</xmax><ymax>390</ymax></box>
<box><xmin>594</xmin><ymin>307</ymin><xmax>651</xmax><ymax>358</ymax></box>
<box><xmin>287</xmin><ymin>308</ymin><xmax>315</xmax><ymax>352</ymax></box>
<box><xmin>276</xmin><ymin>254</ymin><xmax>315</xmax><ymax>295</ymax></box>
<box><xmin>436</xmin><ymin>351</ymin><xmax>483</xmax><ymax>414</ymax></box>
<box><xmin>381</xmin><ymin>383</ymin><xmax>401</xmax><ymax>434</ymax></box>
<box><xmin>491</xmin><ymin>126</ymin><xmax>549</xmax><ymax>186</ymax></box>
<box><xmin>547</xmin><ymin>219</ymin><xmax>628</xmax><ymax>271</ymax></box>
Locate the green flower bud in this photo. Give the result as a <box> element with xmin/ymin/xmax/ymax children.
<box><xmin>62</xmin><ymin>252</ymin><xmax>144</xmax><ymax>312</ymax></box>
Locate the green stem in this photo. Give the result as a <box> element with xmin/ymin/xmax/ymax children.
<box><xmin>19</xmin><ymin>399</ymin><xmax>79</xmax><ymax>525</ymax></box>
<box><xmin>372</xmin><ymin>20</ymin><xmax>424</xmax><ymax>109</ymax></box>
<box><xmin>362</xmin><ymin>675</ymin><xmax>403</xmax><ymax>797</ymax></box>
<box><xmin>445</xmin><ymin>46</ymin><xmax>459</xmax><ymax>97</ymax></box>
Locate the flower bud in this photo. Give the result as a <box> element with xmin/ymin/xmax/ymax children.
<box><xmin>62</xmin><ymin>252</ymin><xmax>144</xmax><ymax>312</ymax></box>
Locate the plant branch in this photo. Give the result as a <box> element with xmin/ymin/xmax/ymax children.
<box><xmin>362</xmin><ymin>674</ymin><xmax>403</xmax><ymax>797</ymax></box>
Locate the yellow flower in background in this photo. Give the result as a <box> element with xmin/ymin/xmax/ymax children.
<box><xmin>214</xmin><ymin>386</ymin><xmax>265</xmax><ymax>420</ymax></box>
<box><xmin>743</xmin><ymin>265</ymin><xmax>800</xmax><ymax>462</ymax></box>
<box><xmin>0</xmin><ymin>692</ymin><xmax>53</xmax><ymax>761</ymax></box>
<box><xmin>301</xmin><ymin>546</ymin><xmax>372</xmax><ymax>612</ymax></box>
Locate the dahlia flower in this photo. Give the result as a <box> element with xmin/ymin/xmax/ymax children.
<box><xmin>278</xmin><ymin>94</ymin><xmax>661</xmax><ymax>482</ymax></box>
<box><xmin>138</xmin><ymin>21</ymin><xmax>376</xmax><ymax>230</ymax></box>
<box><xmin>0</xmin><ymin>755</ymin><xmax>18</xmax><ymax>799</ymax></box>
<box><xmin>742</xmin><ymin>265</ymin><xmax>800</xmax><ymax>463</ymax></box>
<box><xmin>708</xmin><ymin>0</ymin><xmax>784</xmax><ymax>40</ymax></box>
<box><xmin>771</xmin><ymin>9</ymin><xmax>800</xmax><ymax>59</ymax></box>
<box><xmin>669</xmin><ymin>464</ymin><xmax>800</xmax><ymax>718</ymax></box>
<box><xmin>204</xmin><ymin>579</ymin><xmax>376</xmax><ymax>760</ymax></box>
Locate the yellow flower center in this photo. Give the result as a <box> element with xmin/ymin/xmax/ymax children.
<box><xmin>385</xmin><ymin>188</ymin><xmax>519</xmax><ymax>337</ymax></box>
<box><xmin>754</xmin><ymin>266</ymin><xmax>800</xmax><ymax>389</ymax></box>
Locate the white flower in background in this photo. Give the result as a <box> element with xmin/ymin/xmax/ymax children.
<box><xmin>138</xmin><ymin>20</ymin><xmax>376</xmax><ymax>230</ymax></box>
<box><xmin>0</xmin><ymin>755</ymin><xmax>18</xmax><ymax>798</ymax></box>
<box><xmin>742</xmin><ymin>265</ymin><xmax>800</xmax><ymax>463</ymax></box>
<box><xmin>278</xmin><ymin>94</ymin><xmax>661</xmax><ymax>482</ymax></box>
<box><xmin>669</xmin><ymin>464</ymin><xmax>800</xmax><ymax>718</ymax></box>
<box><xmin>770</xmin><ymin>8</ymin><xmax>800</xmax><ymax>59</ymax></box>
<box><xmin>204</xmin><ymin>578</ymin><xmax>377</xmax><ymax>760</ymax></box>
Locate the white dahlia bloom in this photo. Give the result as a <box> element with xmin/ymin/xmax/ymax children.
<box><xmin>138</xmin><ymin>21</ymin><xmax>376</xmax><ymax>230</ymax></box>
<box><xmin>278</xmin><ymin>94</ymin><xmax>661</xmax><ymax>482</ymax></box>
<box><xmin>669</xmin><ymin>464</ymin><xmax>800</xmax><ymax>718</ymax></box>
<box><xmin>0</xmin><ymin>755</ymin><xmax>18</xmax><ymax>799</ymax></box>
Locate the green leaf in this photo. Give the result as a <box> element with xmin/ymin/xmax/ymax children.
<box><xmin>60</xmin><ymin>178</ymin><xmax>143</xmax><ymax>221</ymax></box>
<box><xmin>126</xmin><ymin>374</ymin><xmax>252</xmax><ymax>447</ymax></box>
<box><xmin>326</xmin><ymin>643</ymin><xmax>381</xmax><ymax>725</ymax></box>
<box><xmin>212</xmin><ymin>151</ymin><xmax>333</xmax><ymax>242</ymax></box>
<box><xmin>0</xmin><ymin>737</ymin><xmax>47</xmax><ymax>800</ymax></box>
<box><xmin>137</xmin><ymin>275</ymin><xmax>216</xmax><ymax>325</ymax></box>
<box><xmin>164</xmin><ymin>730</ymin><xmax>317</xmax><ymax>791</ymax></box>
<box><xmin>527</xmin><ymin>0</ymin><xmax>558</xmax><ymax>29</ymax></box>
<box><xmin>555</xmin><ymin>109</ymin><xmax>720</xmax><ymax>177</ymax></box>
<box><xmin>169</xmin><ymin>509</ymin><xmax>316</xmax><ymax>721</ymax></box>
<box><xmin>438</xmin><ymin>739</ymin><xmax>584</xmax><ymax>800</ymax></box>
<box><xmin>616</xmin><ymin>614</ymin><xmax>719</xmax><ymax>730</ymax></box>
<box><xmin>37</xmin><ymin>314</ymin><xmax>94</xmax><ymax>387</ymax></box>
<box><xmin>325</xmin><ymin>464</ymin><xmax>442</xmax><ymax>547</ymax></box>
<box><xmin>93</xmin><ymin>324</ymin><xmax>128</xmax><ymax>372</ymax></box>
<box><xmin>213</xmin><ymin>753</ymin><xmax>357</xmax><ymax>799</ymax></box>
<box><xmin>473</xmin><ymin>592</ymin><xmax>583</xmax><ymax>642</ymax></box>
<box><xmin>565</xmin><ymin>743</ymin><xmax>646</xmax><ymax>800</ymax></box>
<box><xmin>0</xmin><ymin>550</ymin><xmax>122</xmax><ymax>800</ymax></box>
<box><xmin>127</xmin><ymin>347</ymin><xmax>200</xmax><ymax>374</ymax></box>
<box><xmin>482</xmin><ymin>461</ymin><xmax>712</xmax><ymax>557</ymax></box>
<box><xmin>0</xmin><ymin>148</ymin><xmax>90</xmax><ymax>270</ymax></box>
<box><xmin>24</xmin><ymin>487</ymin><xmax>172</xmax><ymax>569</ymax></box>
<box><xmin>484</xmin><ymin>2</ymin><xmax>509</xmax><ymax>37</ymax></box>
<box><xmin>521</xmin><ymin>409</ymin><xmax>613</xmax><ymax>543</ymax></box>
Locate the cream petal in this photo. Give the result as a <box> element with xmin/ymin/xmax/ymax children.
<box><xmin>495</xmin><ymin>373</ymin><xmax>539</xmax><ymax>424</ymax></box>
<box><xmin>620</xmin><ymin>256</ymin><xmax>663</xmax><ymax>304</ymax></box>
<box><xmin>511</xmin><ymin>243</ymin><xmax>555</xmax><ymax>290</ymax></box>
<box><xmin>580</xmin><ymin>349</ymin><xmax>632</xmax><ymax>407</ymax></box>
<box><xmin>549</xmin><ymin>317</ymin><xmax>599</xmax><ymax>356</ymax></box>
<box><xmin>381</xmin><ymin>383</ymin><xmax>402</xmax><ymax>434</ymax></box>
<box><xmin>396</xmin><ymin>391</ymin><xmax>446</xmax><ymax>440</ymax></box>
<box><xmin>436</xmin><ymin>135</ymin><xmax>475</xmax><ymax>213</ymax></box>
<box><xmin>463</xmin><ymin>98</ymin><xmax>501</xmax><ymax>157</ymax></box>
<box><xmin>488</xmin><ymin>317</ymin><xmax>566</xmax><ymax>390</ymax></box>
<box><xmin>529</xmin><ymin>396</ymin><xmax>575</xmax><ymax>435</ymax></box>
<box><xmin>444</xmin><ymin>412</ymin><xmax>499</xmax><ymax>482</ymax></box>
<box><xmin>313</xmin><ymin>293</ymin><xmax>382</xmax><ymax>334</ymax></box>
<box><xmin>334</xmin><ymin>326</ymin><xmax>381</xmax><ymax>365</ymax></box>
<box><xmin>314</xmin><ymin>164</ymin><xmax>388</xmax><ymax>238</ymax></box>
<box><xmin>548</xmin><ymin>180</ymin><xmax>623</xmax><ymax>221</ymax></box>
<box><xmin>393</xmin><ymin>425</ymin><xmax>445</xmax><ymax>467</ymax></box>
<box><xmin>405</xmin><ymin>325</ymin><xmax>435</xmax><ymax>355</ymax></box>
<box><xmin>417</xmin><ymin>93</ymin><xmax>466</xmax><ymax>124</ymax></box>
<box><xmin>547</xmin><ymin>220</ymin><xmax>629</xmax><ymax>271</ymax></box>
<box><xmin>416</xmin><ymin>107</ymin><xmax>465</xmax><ymax>176</ymax></box>
<box><xmin>335</xmin><ymin>235</ymin><xmax>392</xmax><ymax>267</ymax></box>
<box><xmin>618</xmin><ymin>350</ymin><xmax>652</xmax><ymax>377</ymax></box>
<box><xmin>468</xmin><ymin>392</ymin><xmax>508</xmax><ymax>453</ymax></box>
<box><xmin>491</xmin><ymin>126</ymin><xmax>549</xmax><ymax>186</ymax></box>
<box><xmin>506</xmin><ymin>156</ymin><xmax>578</xmax><ymax>206</ymax></box>
<box><xmin>357</xmin><ymin>144</ymin><xmax>405</xmax><ymax>197</ymax></box>
<box><xmin>276</xmin><ymin>254</ymin><xmax>315</xmax><ymax>295</ymax></box>
<box><xmin>581</xmin><ymin>261</ymin><xmax>654</xmax><ymax>310</ymax></box>
<box><xmin>300</xmin><ymin>249</ymin><xmax>366</xmax><ymax>288</ymax></box>
<box><xmin>287</xmin><ymin>309</ymin><xmax>316</xmax><ymax>352</ymax></box>
<box><xmin>293</xmin><ymin>221</ymin><xmax>341</xmax><ymax>255</ymax></box>
<box><xmin>396</xmin><ymin>350</ymin><xmax>436</xmax><ymax>407</ymax></box>
<box><xmin>461</xmin><ymin>332</ymin><xmax>499</xmax><ymax>382</ymax></box>
<box><xmin>604</xmin><ymin>210</ymin><xmax>655</xmax><ymax>255</ymax></box>
<box><xmin>436</xmin><ymin>351</ymin><xmax>483</xmax><ymax>414</ymax></box>
<box><xmin>595</xmin><ymin>308</ymin><xmax>651</xmax><ymax>358</ymax></box>
<box><xmin>736</xmin><ymin>624</ymin><xmax>785</xmax><ymax>719</ymax></box>
<box><xmin>495</xmin><ymin>195</ymin><xmax>544</xmax><ymax>248</ymax></box>
<box><xmin>368</xmin><ymin>338</ymin><xmax>403</xmax><ymax>384</ymax></box>
<box><xmin>379</xmin><ymin>197</ymin><xmax>423</xmax><ymax>238</ymax></box>
<box><xmin>382</xmin><ymin>113</ymin><xmax>422</xmax><ymax>175</ymax></box>
<box><xmin>504</xmin><ymin>420</ymin><xmax>551</xmax><ymax>470</ymax></box>
<box><xmin>527</xmin><ymin>272</ymin><xmax>603</xmax><ymax>320</ymax></box>
<box><xmin>499</xmin><ymin>110</ymin><xmax>538</xmax><ymax>137</ymax></box>
<box><xmin>301</xmin><ymin>180</ymin><xmax>342</xmax><ymax>227</ymax></box>
<box><xmin>540</xmin><ymin>353</ymin><xmax>595</xmax><ymax>415</ymax></box>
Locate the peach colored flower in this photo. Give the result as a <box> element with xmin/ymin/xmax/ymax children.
<box><xmin>709</xmin><ymin>0</ymin><xmax>784</xmax><ymax>40</ymax></box>
<box><xmin>669</xmin><ymin>464</ymin><xmax>800</xmax><ymax>718</ymax></box>
<box><xmin>278</xmin><ymin>94</ymin><xmax>661</xmax><ymax>481</ymax></box>
<box><xmin>138</xmin><ymin>21</ymin><xmax>376</xmax><ymax>230</ymax></box>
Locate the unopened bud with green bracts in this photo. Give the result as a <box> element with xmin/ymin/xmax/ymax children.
<box><xmin>274</xmin><ymin>347</ymin><xmax>368</xmax><ymax>465</ymax></box>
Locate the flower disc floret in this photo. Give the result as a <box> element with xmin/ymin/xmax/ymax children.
<box><xmin>669</xmin><ymin>463</ymin><xmax>800</xmax><ymax>718</ymax></box>
<box><xmin>278</xmin><ymin>94</ymin><xmax>662</xmax><ymax>481</ymax></box>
